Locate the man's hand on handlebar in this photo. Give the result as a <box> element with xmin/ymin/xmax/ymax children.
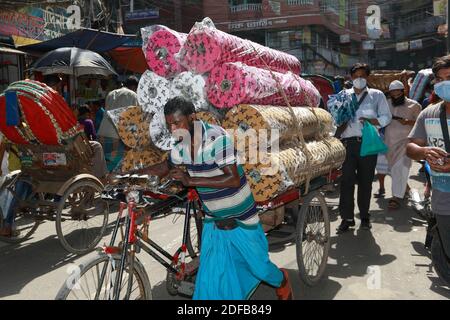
<box><xmin>169</xmin><ymin>168</ymin><xmax>191</xmax><ymax>186</ymax></box>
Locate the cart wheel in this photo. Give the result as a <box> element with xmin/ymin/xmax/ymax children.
<box><xmin>0</xmin><ymin>181</ymin><xmax>41</xmax><ymax>244</ymax></box>
<box><xmin>0</xmin><ymin>209</ymin><xmax>40</xmax><ymax>244</ymax></box>
<box><xmin>56</xmin><ymin>179</ymin><xmax>109</xmax><ymax>255</ymax></box>
<box><xmin>296</xmin><ymin>190</ymin><xmax>330</xmax><ymax>287</ymax></box>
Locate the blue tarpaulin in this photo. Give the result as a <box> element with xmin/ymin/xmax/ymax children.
<box><xmin>19</xmin><ymin>28</ymin><xmax>138</xmax><ymax>53</ymax></box>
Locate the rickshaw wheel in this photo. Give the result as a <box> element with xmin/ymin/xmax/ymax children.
<box><xmin>0</xmin><ymin>179</ymin><xmax>41</xmax><ymax>244</ymax></box>
<box><xmin>296</xmin><ymin>190</ymin><xmax>330</xmax><ymax>287</ymax></box>
<box><xmin>56</xmin><ymin>179</ymin><xmax>109</xmax><ymax>255</ymax></box>
<box><xmin>0</xmin><ymin>209</ymin><xmax>40</xmax><ymax>244</ymax></box>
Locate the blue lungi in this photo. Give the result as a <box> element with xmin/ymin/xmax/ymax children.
<box><xmin>193</xmin><ymin>221</ymin><xmax>283</xmax><ymax>300</ymax></box>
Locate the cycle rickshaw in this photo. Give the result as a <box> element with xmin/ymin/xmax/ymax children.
<box><xmin>0</xmin><ymin>80</ymin><xmax>109</xmax><ymax>255</ymax></box>
<box><xmin>56</xmin><ymin>168</ymin><xmax>339</xmax><ymax>299</ymax></box>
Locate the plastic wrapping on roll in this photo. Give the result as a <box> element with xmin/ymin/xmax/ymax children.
<box><xmin>177</xmin><ymin>17</ymin><xmax>301</xmax><ymax>74</ymax></box>
<box><xmin>149</xmin><ymin>109</ymin><xmax>175</xmax><ymax>151</ymax></box>
<box><xmin>137</xmin><ymin>70</ymin><xmax>172</xmax><ymax>114</ymax></box>
<box><xmin>409</xmin><ymin>69</ymin><xmax>433</xmax><ymax>101</ymax></box>
<box><xmin>145</xmin><ymin>28</ymin><xmax>187</xmax><ymax>78</ymax></box>
<box><xmin>171</xmin><ymin>71</ymin><xmax>209</xmax><ymax>111</ymax></box>
<box><xmin>207</xmin><ymin>62</ymin><xmax>320</xmax><ymax>109</ymax></box>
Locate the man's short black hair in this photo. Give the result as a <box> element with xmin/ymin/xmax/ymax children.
<box><xmin>164</xmin><ymin>97</ymin><xmax>195</xmax><ymax>117</ymax></box>
<box><xmin>43</xmin><ymin>74</ymin><xmax>62</xmax><ymax>87</ymax></box>
<box><xmin>350</xmin><ymin>63</ymin><xmax>371</xmax><ymax>77</ymax></box>
<box><xmin>432</xmin><ymin>55</ymin><xmax>450</xmax><ymax>76</ymax></box>
<box><xmin>78</xmin><ymin>104</ymin><xmax>91</xmax><ymax>117</ymax></box>
<box><xmin>125</xmin><ymin>75</ymin><xmax>139</xmax><ymax>88</ymax></box>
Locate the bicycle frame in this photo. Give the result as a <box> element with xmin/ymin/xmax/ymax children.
<box><xmin>95</xmin><ymin>189</ymin><xmax>202</xmax><ymax>300</ymax></box>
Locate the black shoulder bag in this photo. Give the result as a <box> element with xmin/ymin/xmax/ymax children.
<box><xmin>335</xmin><ymin>91</ymin><xmax>369</xmax><ymax>139</ymax></box>
<box><xmin>440</xmin><ymin>103</ymin><xmax>450</xmax><ymax>153</ymax></box>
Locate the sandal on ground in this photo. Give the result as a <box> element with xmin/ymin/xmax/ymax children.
<box><xmin>388</xmin><ymin>198</ymin><xmax>401</xmax><ymax>210</ymax></box>
<box><xmin>374</xmin><ymin>189</ymin><xmax>385</xmax><ymax>198</ymax></box>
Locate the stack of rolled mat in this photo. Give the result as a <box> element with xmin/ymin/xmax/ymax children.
<box><xmin>367</xmin><ymin>70</ymin><xmax>415</xmax><ymax>95</ymax></box>
<box><xmin>144</xmin><ymin>28</ymin><xmax>187</xmax><ymax>78</ymax></box>
<box><xmin>112</xmin><ymin>104</ymin><xmax>170</xmax><ymax>173</ymax></box>
<box><xmin>222</xmin><ymin>105</ymin><xmax>333</xmax><ymax>147</ymax></box>
<box><xmin>177</xmin><ymin>18</ymin><xmax>301</xmax><ymax>75</ymax></box>
<box><xmin>207</xmin><ymin>62</ymin><xmax>320</xmax><ymax>109</ymax></box>
<box><xmin>137</xmin><ymin>70</ymin><xmax>211</xmax><ymax>114</ymax></box>
<box><xmin>115</xmin><ymin>106</ymin><xmax>152</xmax><ymax>149</ymax></box>
<box><xmin>171</xmin><ymin>71</ymin><xmax>209</xmax><ymax>111</ymax></box>
<box><xmin>0</xmin><ymin>80</ymin><xmax>81</xmax><ymax>145</ymax></box>
<box><xmin>137</xmin><ymin>70</ymin><xmax>172</xmax><ymax>114</ymax></box>
<box><xmin>121</xmin><ymin>148</ymin><xmax>169</xmax><ymax>173</ymax></box>
<box><xmin>242</xmin><ymin>137</ymin><xmax>346</xmax><ymax>202</ymax></box>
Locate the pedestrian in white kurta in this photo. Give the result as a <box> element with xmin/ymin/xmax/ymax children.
<box><xmin>385</xmin><ymin>81</ymin><xmax>422</xmax><ymax>209</ymax></box>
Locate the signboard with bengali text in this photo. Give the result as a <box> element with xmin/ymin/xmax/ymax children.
<box><xmin>0</xmin><ymin>5</ymin><xmax>80</xmax><ymax>41</ymax></box>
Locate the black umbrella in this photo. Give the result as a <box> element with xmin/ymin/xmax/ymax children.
<box><xmin>32</xmin><ymin>47</ymin><xmax>117</xmax><ymax>77</ymax></box>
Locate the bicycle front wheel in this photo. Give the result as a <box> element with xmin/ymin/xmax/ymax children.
<box><xmin>56</xmin><ymin>252</ymin><xmax>152</xmax><ymax>300</ymax></box>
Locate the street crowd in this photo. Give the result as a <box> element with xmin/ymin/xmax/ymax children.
<box><xmin>1</xmin><ymin>55</ymin><xmax>449</xmax><ymax>300</ymax></box>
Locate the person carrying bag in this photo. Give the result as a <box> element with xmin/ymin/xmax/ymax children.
<box><xmin>333</xmin><ymin>63</ymin><xmax>392</xmax><ymax>233</ymax></box>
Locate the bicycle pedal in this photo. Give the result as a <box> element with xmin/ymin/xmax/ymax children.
<box><xmin>177</xmin><ymin>281</ymin><xmax>195</xmax><ymax>297</ymax></box>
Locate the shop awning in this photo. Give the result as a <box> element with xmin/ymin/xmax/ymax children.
<box><xmin>11</xmin><ymin>35</ymin><xmax>41</xmax><ymax>47</ymax></box>
<box><xmin>108</xmin><ymin>47</ymin><xmax>147</xmax><ymax>74</ymax></box>
<box><xmin>0</xmin><ymin>46</ymin><xmax>27</xmax><ymax>55</ymax></box>
<box><xmin>18</xmin><ymin>28</ymin><xmax>137</xmax><ymax>53</ymax></box>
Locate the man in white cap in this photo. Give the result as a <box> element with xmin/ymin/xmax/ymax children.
<box><xmin>385</xmin><ymin>80</ymin><xmax>422</xmax><ymax>209</ymax></box>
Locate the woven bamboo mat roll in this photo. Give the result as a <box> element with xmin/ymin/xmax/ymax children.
<box><xmin>244</xmin><ymin>137</ymin><xmax>345</xmax><ymax>202</ymax></box>
<box><xmin>368</xmin><ymin>70</ymin><xmax>415</xmax><ymax>95</ymax></box>
<box><xmin>117</xmin><ymin>106</ymin><xmax>151</xmax><ymax>149</ymax></box>
<box><xmin>196</xmin><ymin>111</ymin><xmax>221</xmax><ymax>126</ymax></box>
<box><xmin>121</xmin><ymin>148</ymin><xmax>169</xmax><ymax>173</ymax></box>
<box><xmin>222</xmin><ymin>105</ymin><xmax>333</xmax><ymax>146</ymax></box>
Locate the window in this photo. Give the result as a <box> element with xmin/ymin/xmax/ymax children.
<box><xmin>287</xmin><ymin>0</ymin><xmax>314</xmax><ymax>5</ymax></box>
<box><xmin>229</xmin><ymin>0</ymin><xmax>262</xmax><ymax>5</ymax></box>
<box><xmin>320</xmin><ymin>0</ymin><xmax>339</xmax><ymax>14</ymax></box>
<box><xmin>229</xmin><ymin>0</ymin><xmax>263</xmax><ymax>12</ymax></box>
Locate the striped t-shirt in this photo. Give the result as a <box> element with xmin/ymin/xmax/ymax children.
<box><xmin>169</xmin><ymin>121</ymin><xmax>259</xmax><ymax>226</ymax></box>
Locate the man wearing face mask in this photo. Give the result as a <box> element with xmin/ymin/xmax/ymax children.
<box><xmin>407</xmin><ymin>55</ymin><xmax>450</xmax><ymax>264</ymax></box>
<box><xmin>337</xmin><ymin>63</ymin><xmax>392</xmax><ymax>232</ymax></box>
<box><xmin>384</xmin><ymin>81</ymin><xmax>421</xmax><ymax>210</ymax></box>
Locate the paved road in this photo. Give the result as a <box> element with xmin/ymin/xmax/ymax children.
<box><xmin>0</xmin><ymin>163</ymin><xmax>449</xmax><ymax>300</ymax></box>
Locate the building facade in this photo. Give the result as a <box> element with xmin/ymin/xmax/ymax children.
<box><xmin>369</xmin><ymin>0</ymin><xmax>446</xmax><ymax>72</ymax></box>
<box><xmin>121</xmin><ymin>0</ymin><xmax>203</xmax><ymax>34</ymax></box>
